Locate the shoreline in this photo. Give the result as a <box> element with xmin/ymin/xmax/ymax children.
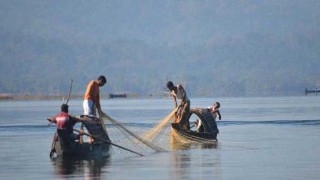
<box><xmin>0</xmin><ymin>93</ymin><xmax>159</xmax><ymax>101</ymax></box>
<box><xmin>0</xmin><ymin>94</ymin><xmax>84</xmax><ymax>101</ymax></box>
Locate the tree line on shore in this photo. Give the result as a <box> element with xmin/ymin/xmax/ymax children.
<box><xmin>0</xmin><ymin>31</ymin><xmax>319</xmax><ymax>97</ymax></box>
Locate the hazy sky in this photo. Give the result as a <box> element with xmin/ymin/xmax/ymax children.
<box><xmin>0</xmin><ymin>0</ymin><xmax>320</xmax><ymax>95</ymax></box>
<box><xmin>1</xmin><ymin>0</ymin><xmax>319</xmax><ymax>46</ymax></box>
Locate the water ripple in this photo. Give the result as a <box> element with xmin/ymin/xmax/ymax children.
<box><xmin>1</xmin><ymin>120</ymin><xmax>320</xmax><ymax>131</ymax></box>
<box><xmin>218</xmin><ymin>120</ymin><xmax>320</xmax><ymax>126</ymax></box>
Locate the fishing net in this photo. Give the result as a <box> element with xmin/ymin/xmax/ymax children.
<box><xmin>141</xmin><ymin>107</ymin><xmax>178</xmax><ymax>143</ymax></box>
<box><xmin>98</xmin><ymin>106</ymin><xmax>202</xmax><ymax>157</ymax></box>
<box><xmin>76</xmin><ymin>106</ymin><xmax>218</xmax><ymax>159</ymax></box>
<box><xmin>98</xmin><ymin>110</ymin><xmax>177</xmax><ymax>159</ymax></box>
<box><xmin>74</xmin><ymin>110</ymin><xmax>177</xmax><ymax>160</ymax></box>
<box><xmin>58</xmin><ymin>81</ymin><xmax>188</xmax><ymax>159</ymax></box>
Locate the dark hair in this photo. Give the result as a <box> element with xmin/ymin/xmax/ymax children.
<box><xmin>98</xmin><ymin>75</ymin><xmax>107</xmax><ymax>84</ymax></box>
<box><xmin>166</xmin><ymin>81</ymin><xmax>174</xmax><ymax>89</ymax></box>
<box><xmin>61</xmin><ymin>104</ymin><xmax>69</xmax><ymax>113</ymax></box>
<box><xmin>215</xmin><ymin>102</ymin><xmax>220</xmax><ymax>108</ymax></box>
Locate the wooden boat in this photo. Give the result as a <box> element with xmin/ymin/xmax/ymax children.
<box><xmin>170</xmin><ymin>108</ymin><xmax>219</xmax><ymax>144</ymax></box>
<box><xmin>51</xmin><ymin>116</ymin><xmax>111</xmax><ymax>158</ymax></box>
<box><xmin>305</xmin><ymin>88</ymin><xmax>320</xmax><ymax>95</ymax></box>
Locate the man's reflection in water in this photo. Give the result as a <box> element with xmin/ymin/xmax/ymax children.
<box><xmin>170</xmin><ymin>143</ymin><xmax>221</xmax><ymax>180</ymax></box>
<box><xmin>52</xmin><ymin>157</ymin><xmax>110</xmax><ymax>179</ymax></box>
<box><xmin>201</xmin><ymin>143</ymin><xmax>218</xmax><ymax>149</ymax></box>
<box><xmin>172</xmin><ymin>152</ymin><xmax>191</xmax><ymax>179</ymax></box>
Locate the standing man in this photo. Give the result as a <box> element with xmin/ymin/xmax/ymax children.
<box><xmin>83</xmin><ymin>75</ymin><xmax>107</xmax><ymax>117</ymax></box>
<box><xmin>166</xmin><ymin>81</ymin><xmax>191</xmax><ymax>131</ymax></box>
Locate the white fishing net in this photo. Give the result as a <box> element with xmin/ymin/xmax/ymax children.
<box><xmin>93</xmin><ymin>107</ymin><xmax>202</xmax><ymax>159</ymax></box>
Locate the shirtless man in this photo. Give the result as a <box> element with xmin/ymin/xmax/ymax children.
<box><xmin>83</xmin><ymin>75</ymin><xmax>107</xmax><ymax>117</ymax></box>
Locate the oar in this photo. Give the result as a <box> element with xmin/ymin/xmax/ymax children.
<box><xmin>65</xmin><ymin>79</ymin><xmax>73</xmax><ymax>104</ymax></box>
<box><xmin>73</xmin><ymin>128</ymin><xmax>144</xmax><ymax>157</ymax></box>
<box><xmin>190</xmin><ymin>123</ymin><xmax>196</xmax><ymax>129</ymax></box>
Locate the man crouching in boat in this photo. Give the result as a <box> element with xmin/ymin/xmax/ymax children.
<box><xmin>48</xmin><ymin>104</ymin><xmax>81</xmax><ymax>158</ymax></box>
<box><xmin>192</xmin><ymin>102</ymin><xmax>221</xmax><ymax>133</ymax></box>
<box><xmin>208</xmin><ymin>102</ymin><xmax>221</xmax><ymax>121</ymax></box>
<box><xmin>166</xmin><ymin>81</ymin><xmax>191</xmax><ymax>131</ymax></box>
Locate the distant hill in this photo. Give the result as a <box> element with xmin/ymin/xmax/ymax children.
<box><xmin>1</xmin><ymin>1</ymin><xmax>320</xmax><ymax>97</ymax></box>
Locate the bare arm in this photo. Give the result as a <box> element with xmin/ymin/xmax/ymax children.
<box><xmin>173</xmin><ymin>95</ymin><xmax>177</xmax><ymax>107</ymax></box>
<box><xmin>47</xmin><ymin>117</ymin><xmax>56</xmax><ymax>125</ymax></box>
<box><xmin>70</xmin><ymin>115</ymin><xmax>82</xmax><ymax>121</ymax></box>
<box><xmin>217</xmin><ymin>110</ymin><xmax>221</xmax><ymax>120</ymax></box>
<box><xmin>170</xmin><ymin>91</ymin><xmax>178</xmax><ymax>107</ymax></box>
<box><xmin>96</xmin><ymin>93</ymin><xmax>102</xmax><ymax>114</ymax></box>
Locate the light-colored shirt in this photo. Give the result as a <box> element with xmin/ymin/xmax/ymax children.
<box><xmin>208</xmin><ymin>106</ymin><xmax>220</xmax><ymax>120</ymax></box>
<box><xmin>172</xmin><ymin>84</ymin><xmax>189</xmax><ymax>101</ymax></box>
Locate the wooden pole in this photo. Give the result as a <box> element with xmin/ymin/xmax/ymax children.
<box><xmin>66</xmin><ymin>79</ymin><xmax>73</xmax><ymax>104</ymax></box>
<box><xmin>73</xmin><ymin>129</ymin><xmax>144</xmax><ymax>157</ymax></box>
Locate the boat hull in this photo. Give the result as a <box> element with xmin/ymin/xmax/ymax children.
<box><xmin>53</xmin><ymin>139</ymin><xmax>110</xmax><ymax>158</ymax></box>
<box><xmin>170</xmin><ymin>107</ymin><xmax>219</xmax><ymax>145</ymax></box>
<box><xmin>52</xmin><ymin>116</ymin><xmax>111</xmax><ymax>158</ymax></box>
<box><xmin>170</xmin><ymin>123</ymin><xmax>217</xmax><ymax>144</ymax></box>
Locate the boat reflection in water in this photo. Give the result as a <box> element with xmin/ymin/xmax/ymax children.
<box><xmin>51</xmin><ymin>156</ymin><xmax>110</xmax><ymax>179</ymax></box>
<box><xmin>170</xmin><ymin>146</ymin><xmax>221</xmax><ymax>180</ymax></box>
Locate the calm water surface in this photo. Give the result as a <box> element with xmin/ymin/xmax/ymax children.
<box><xmin>0</xmin><ymin>96</ymin><xmax>320</xmax><ymax>179</ymax></box>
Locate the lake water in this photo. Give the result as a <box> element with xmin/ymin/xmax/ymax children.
<box><xmin>1</xmin><ymin>96</ymin><xmax>320</xmax><ymax>179</ymax></box>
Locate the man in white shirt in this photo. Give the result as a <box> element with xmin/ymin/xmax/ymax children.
<box><xmin>166</xmin><ymin>81</ymin><xmax>190</xmax><ymax>131</ymax></box>
<box><xmin>208</xmin><ymin>102</ymin><xmax>221</xmax><ymax>120</ymax></box>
